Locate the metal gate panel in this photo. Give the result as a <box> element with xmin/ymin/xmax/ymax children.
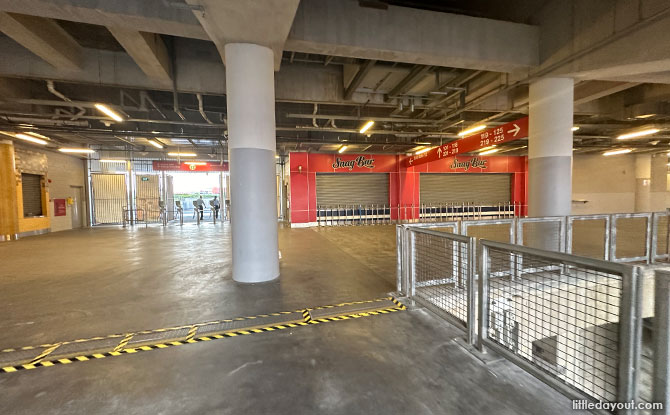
<box><xmin>420</xmin><ymin>173</ymin><xmax>511</xmax><ymax>205</ymax></box>
<box><xmin>135</xmin><ymin>174</ymin><xmax>160</xmax><ymax>223</ymax></box>
<box><xmin>166</xmin><ymin>175</ymin><xmax>175</xmax><ymax>220</ymax></box>
<box><xmin>316</xmin><ymin>173</ymin><xmax>389</xmax><ymax>205</ymax></box>
<box><xmin>91</xmin><ymin>173</ymin><xmax>126</xmax><ymax>225</ymax></box>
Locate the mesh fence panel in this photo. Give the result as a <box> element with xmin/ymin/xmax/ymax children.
<box><xmin>520</xmin><ymin>220</ymin><xmax>563</xmax><ymax>252</ymax></box>
<box><xmin>486</xmin><ymin>247</ymin><xmax>623</xmax><ymax>402</ymax></box>
<box><xmin>654</xmin><ymin>215</ymin><xmax>668</xmax><ymax>260</ymax></box>
<box><xmin>463</xmin><ymin>223</ymin><xmax>513</xmax><ymax>243</ymax></box>
<box><xmin>412</xmin><ymin>230</ymin><xmax>470</xmax><ymax>327</ymax></box>
<box><xmin>571</xmin><ymin>219</ymin><xmax>608</xmax><ymax>260</ymax></box>
<box><xmin>614</xmin><ymin>217</ymin><xmax>649</xmax><ymax>260</ymax></box>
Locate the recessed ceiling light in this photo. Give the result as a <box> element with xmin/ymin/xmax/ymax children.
<box><xmin>603</xmin><ymin>148</ymin><xmax>633</xmax><ymax>156</ymax></box>
<box><xmin>617</xmin><ymin>128</ymin><xmax>660</xmax><ymax>140</ymax></box>
<box><xmin>59</xmin><ymin>148</ymin><xmax>95</xmax><ymax>153</ymax></box>
<box><xmin>458</xmin><ymin>125</ymin><xmax>486</xmax><ymax>137</ymax></box>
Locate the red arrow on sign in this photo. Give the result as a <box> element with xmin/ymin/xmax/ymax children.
<box><xmin>404</xmin><ymin>116</ymin><xmax>528</xmax><ymax>167</ymax></box>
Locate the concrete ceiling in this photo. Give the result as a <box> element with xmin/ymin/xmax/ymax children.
<box><xmin>0</xmin><ymin>0</ymin><xmax>668</xmax><ymax>160</ymax></box>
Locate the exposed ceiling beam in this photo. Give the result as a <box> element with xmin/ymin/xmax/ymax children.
<box><xmin>285</xmin><ymin>113</ymin><xmax>437</xmax><ymax>124</ymax></box>
<box><xmin>344</xmin><ymin>60</ymin><xmax>376</xmax><ymax>100</ymax></box>
<box><xmin>108</xmin><ymin>27</ymin><xmax>172</xmax><ymax>82</ymax></box>
<box><xmin>0</xmin><ymin>12</ymin><xmax>82</xmax><ymax>70</ymax></box>
<box><xmin>573</xmin><ymin>81</ymin><xmax>640</xmax><ymax>106</ymax></box>
<box><xmin>384</xmin><ymin>65</ymin><xmax>432</xmax><ymax>103</ymax></box>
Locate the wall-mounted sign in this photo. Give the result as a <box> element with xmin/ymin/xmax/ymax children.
<box><xmin>332</xmin><ymin>155</ymin><xmax>375</xmax><ymax>170</ymax></box>
<box><xmin>152</xmin><ymin>161</ymin><xmax>229</xmax><ymax>172</ymax></box>
<box><xmin>53</xmin><ymin>199</ymin><xmax>66</xmax><ymax>216</ymax></box>
<box><xmin>449</xmin><ymin>156</ymin><xmax>488</xmax><ymax>171</ymax></box>
<box><xmin>141</xmin><ymin>177</ymin><xmax>149</xmax><ymax>181</ymax></box>
<box><xmin>405</xmin><ymin>116</ymin><xmax>529</xmax><ymax>167</ymax></box>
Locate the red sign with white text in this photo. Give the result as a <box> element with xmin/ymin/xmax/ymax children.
<box><xmin>405</xmin><ymin>116</ymin><xmax>529</xmax><ymax>167</ymax></box>
<box><xmin>152</xmin><ymin>161</ymin><xmax>229</xmax><ymax>172</ymax></box>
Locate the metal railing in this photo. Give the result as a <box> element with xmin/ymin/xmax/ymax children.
<box><xmin>652</xmin><ymin>269</ymin><xmax>670</xmax><ymax>414</ymax></box>
<box><xmin>122</xmin><ymin>208</ymin><xmax>147</xmax><ymax>228</ymax></box>
<box><xmin>317</xmin><ymin>202</ymin><xmax>521</xmax><ymax>226</ymax></box>
<box><xmin>407</xmin><ymin>227</ymin><xmax>476</xmax><ymax>343</ymax></box>
<box><xmin>478</xmin><ymin>240</ymin><xmax>643</xmax><ymax>407</ymax></box>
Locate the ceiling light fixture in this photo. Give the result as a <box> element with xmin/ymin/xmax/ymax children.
<box><xmin>59</xmin><ymin>148</ymin><xmax>95</xmax><ymax>154</ymax></box>
<box><xmin>359</xmin><ymin>121</ymin><xmax>374</xmax><ymax>134</ymax></box>
<box><xmin>478</xmin><ymin>145</ymin><xmax>497</xmax><ymax>152</ymax></box>
<box><xmin>167</xmin><ymin>152</ymin><xmax>196</xmax><ymax>157</ymax></box>
<box><xmin>415</xmin><ymin>147</ymin><xmax>432</xmax><ymax>155</ymax></box>
<box><xmin>14</xmin><ymin>133</ymin><xmax>48</xmax><ymax>145</ymax></box>
<box><xmin>458</xmin><ymin>125</ymin><xmax>486</xmax><ymax>137</ymax></box>
<box><xmin>148</xmin><ymin>140</ymin><xmax>164</xmax><ymax>149</ymax></box>
<box><xmin>479</xmin><ymin>148</ymin><xmax>500</xmax><ymax>155</ymax></box>
<box><xmin>184</xmin><ymin>161</ymin><xmax>207</xmax><ymax>166</ymax></box>
<box><xmin>99</xmin><ymin>159</ymin><xmax>126</xmax><ymax>163</ymax></box>
<box><xmin>94</xmin><ymin>103</ymin><xmax>124</xmax><ymax>122</ymax></box>
<box><xmin>338</xmin><ymin>145</ymin><xmax>348</xmax><ymax>153</ymax></box>
<box><xmin>636</xmin><ymin>114</ymin><xmax>655</xmax><ymax>119</ymax></box>
<box><xmin>603</xmin><ymin>148</ymin><xmax>633</xmax><ymax>156</ymax></box>
<box><xmin>25</xmin><ymin>131</ymin><xmax>50</xmax><ymax>140</ymax></box>
<box><xmin>572</xmin><ymin>126</ymin><xmax>580</xmax><ymax>131</ymax></box>
<box><xmin>617</xmin><ymin>128</ymin><xmax>660</xmax><ymax>140</ymax></box>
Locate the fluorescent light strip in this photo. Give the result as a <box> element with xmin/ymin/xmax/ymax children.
<box><xmin>571</xmin><ymin>126</ymin><xmax>580</xmax><ymax>132</ymax></box>
<box><xmin>59</xmin><ymin>148</ymin><xmax>95</xmax><ymax>153</ymax></box>
<box><xmin>617</xmin><ymin>128</ymin><xmax>660</xmax><ymax>140</ymax></box>
<box><xmin>415</xmin><ymin>147</ymin><xmax>432</xmax><ymax>155</ymax></box>
<box><xmin>167</xmin><ymin>152</ymin><xmax>196</xmax><ymax>157</ymax></box>
<box><xmin>359</xmin><ymin>121</ymin><xmax>374</xmax><ymax>134</ymax></box>
<box><xmin>94</xmin><ymin>103</ymin><xmax>124</xmax><ymax>122</ymax></box>
<box><xmin>25</xmin><ymin>131</ymin><xmax>50</xmax><ymax>140</ymax></box>
<box><xmin>15</xmin><ymin>133</ymin><xmax>47</xmax><ymax>145</ymax></box>
<box><xmin>458</xmin><ymin>125</ymin><xmax>486</xmax><ymax>137</ymax></box>
<box><xmin>184</xmin><ymin>162</ymin><xmax>207</xmax><ymax>166</ymax></box>
<box><xmin>478</xmin><ymin>145</ymin><xmax>496</xmax><ymax>152</ymax></box>
<box><xmin>99</xmin><ymin>159</ymin><xmax>126</xmax><ymax>163</ymax></box>
<box><xmin>479</xmin><ymin>148</ymin><xmax>500</xmax><ymax>155</ymax></box>
<box><xmin>338</xmin><ymin>145</ymin><xmax>348</xmax><ymax>153</ymax></box>
<box><xmin>148</xmin><ymin>140</ymin><xmax>164</xmax><ymax>149</ymax></box>
<box><xmin>603</xmin><ymin>148</ymin><xmax>632</xmax><ymax>156</ymax></box>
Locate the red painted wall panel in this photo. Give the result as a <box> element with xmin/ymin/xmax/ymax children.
<box><xmin>288</xmin><ymin>152</ymin><xmax>528</xmax><ymax>224</ymax></box>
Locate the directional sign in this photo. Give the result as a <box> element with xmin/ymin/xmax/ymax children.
<box><xmin>152</xmin><ymin>161</ymin><xmax>229</xmax><ymax>172</ymax></box>
<box><xmin>405</xmin><ymin>116</ymin><xmax>529</xmax><ymax>167</ymax></box>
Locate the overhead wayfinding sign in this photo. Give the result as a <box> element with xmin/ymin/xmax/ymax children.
<box><xmin>405</xmin><ymin>116</ymin><xmax>529</xmax><ymax>167</ymax></box>
<box><xmin>152</xmin><ymin>161</ymin><xmax>229</xmax><ymax>172</ymax></box>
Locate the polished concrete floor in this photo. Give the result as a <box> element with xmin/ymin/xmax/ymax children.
<box><xmin>0</xmin><ymin>223</ymin><xmax>574</xmax><ymax>414</ymax></box>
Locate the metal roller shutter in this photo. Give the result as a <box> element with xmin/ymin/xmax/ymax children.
<box><xmin>21</xmin><ymin>173</ymin><xmax>43</xmax><ymax>217</ymax></box>
<box><xmin>316</xmin><ymin>173</ymin><xmax>389</xmax><ymax>206</ymax></box>
<box><xmin>420</xmin><ymin>173</ymin><xmax>511</xmax><ymax>204</ymax></box>
<box><xmin>92</xmin><ymin>174</ymin><xmax>127</xmax><ymax>224</ymax></box>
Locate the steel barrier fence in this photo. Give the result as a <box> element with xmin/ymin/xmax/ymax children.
<box><xmin>407</xmin><ymin>228</ymin><xmax>477</xmax><ymax>343</ymax></box>
<box><xmin>478</xmin><ymin>240</ymin><xmax>643</xmax><ymax>409</ymax></box>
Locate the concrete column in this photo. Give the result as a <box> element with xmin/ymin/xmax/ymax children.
<box><xmin>0</xmin><ymin>140</ymin><xmax>19</xmax><ymax>241</ymax></box>
<box><xmin>528</xmin><ymin>78</ymin><xmax>574</xmax><ymax>217</ymax></box>
<box><xmin>225</xmin><ymin>43</ymin><xmax>279</xmax><ymax>283</ymax></box>
<box><xmin>634</xmin><ymin>154</ymin><xmax>651</xmax><ymax>212</ymax></box>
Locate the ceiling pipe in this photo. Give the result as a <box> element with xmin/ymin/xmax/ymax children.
<box><xmin>46</xmin><ymin>80</ymin><xmax>86</xmax><ymax>121</ymax></box>
<box><xmin>196</xmin><ymin>93</ymin><xmax>213</xmax><ymax>124</ymax></box>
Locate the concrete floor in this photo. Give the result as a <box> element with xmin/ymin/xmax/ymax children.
<box><xmin>0</xmin><ymin>223</ymin><xmax>574</xmax><ymax>414</ymax></box>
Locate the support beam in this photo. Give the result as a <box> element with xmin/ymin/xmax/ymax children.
<box><xmin>0</xmin><ymin>12</ymin><xmax>82</xmax><ymax>70</ymax></box>
<box><xmin>573</xmin><ymin>81</ymin><xmax>640</xmax><ymax>106</ymax></box>
<box><xmin>344</xmin><ymin>60</ymin><xmax>376</xmax><ymax>100</ymax></box>
<box><xmin>108</xmin><ymin>27</ymin><xmax>171</xmax><ymax>82</ymax></box>
<box><xmin>384</xmin><ymin>65</ymin><xmax>432</xmax><ymax>103</ymax></box>
<box><xmin>287</xmin><ymin>0</ymin><xmax>539</xmax><ymax>72</ymax></box>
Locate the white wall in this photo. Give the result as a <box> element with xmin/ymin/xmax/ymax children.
<box><xmin>44</xmin><ymin>150</ymin><xmax>86</xmax><ymax>232</ymax></box>
<box><xmin>572</xmin><ymin>154</ymin><xmax>669</xmax><ymax>215</ymax></box>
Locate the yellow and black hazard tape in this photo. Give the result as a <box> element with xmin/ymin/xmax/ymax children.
<box><xmin>1</xmin><ymin>303</ymin><xmax>405</xmax><ymax>374</ymax></box>
<box><xmin>1</xmin><ymin>297</ymin><xmax>396</xmax><ymax>354</ymax></box>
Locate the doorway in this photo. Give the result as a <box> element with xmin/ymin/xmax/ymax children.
<box><xmin>70</xmin><ymin>185</ymin><xmax>85</xmax><ymax>229</ymax></box>
<box><xmin>171</xmin><ymin>171</ymin><xmax>227</xmax><ymax>223</ymax></box>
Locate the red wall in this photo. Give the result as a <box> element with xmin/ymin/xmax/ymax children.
<box><xmin>289</xmin><ymin>152</ymin><xmax>528</xmax><ymax>224</ymax></box>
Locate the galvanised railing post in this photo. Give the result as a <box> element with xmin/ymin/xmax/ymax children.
<box><xmin>653</xmin><ymin>269</ymin><xmax>670</xmax><ymax>415</ymax></box>
<box><xmin>616</xmin><ymin>265</ymin><xmax>643</xmax><ymax>413</ymax></box>
<box><xmin>467</xmin><ymin>236</ymin><xmax>477</xmax><ymax>346</ymax></box>
<box><xmin>409</xmin><ymin>229</ymin><xmax>417</xmax><ymax>297</ymax></box>
<box><xmin>477</xmin><ymin>242</ymin><xmax>490</xmax><ymax>352</ymax></box>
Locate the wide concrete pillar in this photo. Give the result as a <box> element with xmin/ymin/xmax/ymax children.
<box><xmin>634</xmin><ymin>154</ymin><xmax>651</xmax><ymax>212</ymax></box>
<box><xmin>0</xmin><ymin>140</ymin><xmax>19</xmax><ymax>241</ymax></box>
<box><xmin>225</xmin><ymin>43</ymin><xmax>279</xmax><ymax>283</ymax></box>
<box><xmin>528</xmin><ymin>78</ymin><xmax>574</xmax><ymax>217</ymax></box>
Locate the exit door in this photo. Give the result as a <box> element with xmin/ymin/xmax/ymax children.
<box><xmin>70</xmin><ymin>185</ymin><xmax>85</xmax><ymax>229</ymax></box>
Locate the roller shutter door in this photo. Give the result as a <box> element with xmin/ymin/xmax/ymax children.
<box><xmin>316</xmin><ymin>173</ymin><xmax>389</xmax><ymax>206</ymax></box>
<box><xmin>21</xmin><ymin>173</ymin><xmax>43</xmax><ymax>217</ymax></box>
<box><xmin>92</xmin><ymin>174</ymin><xmax>127</xmax><ymax>224</ymax></box>
<box><xmin>420</xmin><ymin>173</ymin><xmax>511</xmax><ymax>204</ymax></box>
